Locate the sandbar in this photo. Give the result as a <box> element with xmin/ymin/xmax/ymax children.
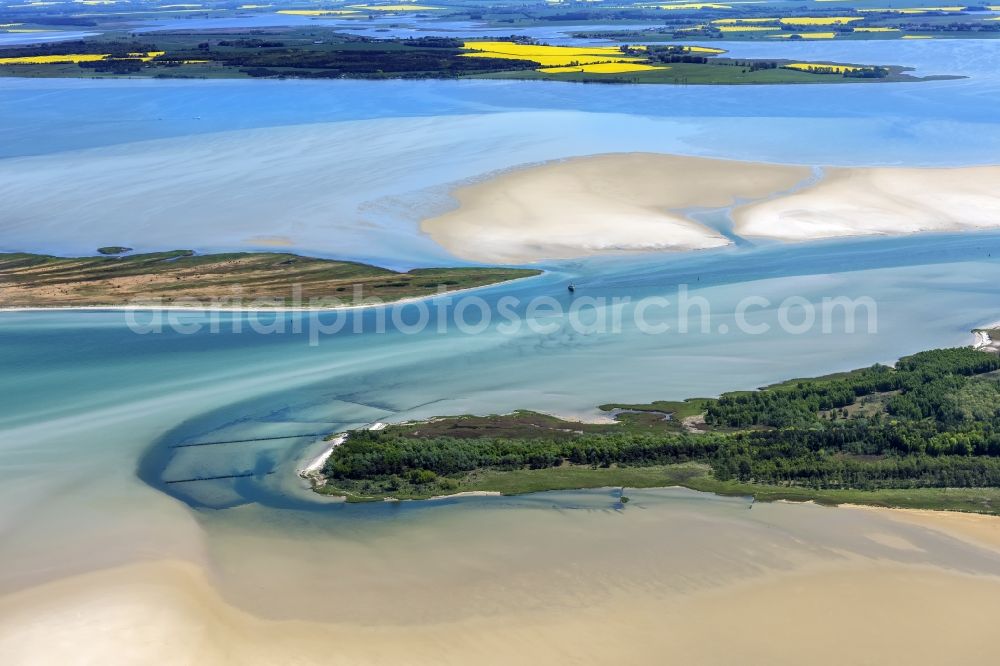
<box><xmin>734</xmin><ymin>165</ymin><xmax>1000</xmax><ymax>241</ymax></box>
<box><xmin>421</xmin><ymin>153</ymin><xmax>812</xmax><ymax>263</ymax></box>
<box><xmin>5</xmin><ymin>500</ymin><xmax>1000</xmax><ymax>664</ymax></box>
<box><xmin>3</xmin><ymin>555</ymin><xmax>1000</xmax><ymax>664</ymax></box>
<box><xmin>422</xmin><ymin>155</ymin><xmax>1000</xmax><ymax>263</ymax></box>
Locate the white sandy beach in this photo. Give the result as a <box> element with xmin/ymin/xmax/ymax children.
<box><xmin>421</xmin><ymin>153</ymin><xmax>811</xmax><ymax>263</ymax></box>
<box><xmin>298</xmin><ymin>434</ymin><xmax>346</xmax><ymax>476</ymax></box>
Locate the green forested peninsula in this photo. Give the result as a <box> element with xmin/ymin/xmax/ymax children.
<box><xmin>316</xmin><ymin>345</ymin><xmax>1000</xmax><ymax>511</ymax></box>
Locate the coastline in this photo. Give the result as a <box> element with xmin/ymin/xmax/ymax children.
<box><xmin>973</xmin><ymin>326</ymin><xmax>1000</xmax><ymax>352</ymax></box>
<box><xmin>316</xmin><ymin>466</ymin><xmax>1000</xmax><ymax>514</ymax></box>
<box><xmin>298</xmin><ymin>434</ymin><xmax>346</xmax><ymax>477</ymax></box>
<box><xmin>0</xmin><ymin>273</ymin><xmax>544</xmax><ymax>314</ymax></box>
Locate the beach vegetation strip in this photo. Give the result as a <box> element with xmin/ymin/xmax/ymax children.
<box><xmin>0</xmin><ymin>251</ymin><xmax>540</xmax><ymax>308</ymax></box>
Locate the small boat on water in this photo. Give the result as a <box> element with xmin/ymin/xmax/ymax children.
<box><xmin>567</xmin><ymin>284</ymin><xmax>576</xmax><ymax>293</ymax></box>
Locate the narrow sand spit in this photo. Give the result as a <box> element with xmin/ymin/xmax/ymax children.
<box><xmin>734</xmin><ymin>165</ymin><xmax>1000</xmax><ymax>241</ymax></box>
<box><xmin>421</xmin><ymin>153</ymin><xmax>811</xmax><ymax>263</ymax></box>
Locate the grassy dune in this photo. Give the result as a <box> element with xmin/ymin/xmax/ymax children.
<box><xmin>0</xmin><ymin>250</ymin><xmax>540</xmax><ymax>308</ymax></box>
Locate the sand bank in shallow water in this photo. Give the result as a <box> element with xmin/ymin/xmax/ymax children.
<box><xmin>2</xmin><ymin>558</ymin><xmax>1000</xmax><ymax>665</ymax></box>
<box><xmin>4</xmin><ymin>497</ymin><xmax>1000</xmax><ymax>665</ymax></box>
<box><xmin>421</xmin><ymin>153</ymin><xmax>811</xmax><ymax>263</ymax></box>
<box><xmin>847</xmin><ymin>504</ymin><xmax>1000</xmax><ymax>552</ymax></box>
<box><xmin>422</xmin><ymin>156</ymin><xmax>1000</xmax><ymax>263</ymax></box>
<box><xmin>734</xmin><ymin>165</ymin><xmax>1000</xmax><ymax>241</ymax></box>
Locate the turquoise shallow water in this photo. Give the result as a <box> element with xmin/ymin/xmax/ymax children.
<box><xmin>3</xmin><ymin>233</ymin><xmax>999</xmax><ymax>510</ymax></box>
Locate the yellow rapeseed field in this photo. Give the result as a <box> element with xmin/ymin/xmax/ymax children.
<box><xmin>461</xmin><ymin>41</ymin><xmax>639</xmax><ymax>68</ymax></box>
<box><xmin>901</xmin><ymin>34</ymin><xmax>933</xmax><ymax>38</ymax></box>
<box><xmin>540</xmin><ymin>62</ymin><xmax>668</xmax><ymax>74</ymax></box>
<box><xmin>779</xmin><ymin>16</ymin><xmax>862</xmax><ymax>25</ymax></box>
<box><xmin>0</xmin><ymin>54</ymin><xmax>109</xmax><ymax>64</ymax></box>
<box><xmin>0</xmin><ymin>50</ymin><xmax>169</xmax><ymax>66</ymax></box>
<box><xmin>128</xmin><ymin>51</ymin><xmax>166</xmax><ymax>61</ymax></box>
<box><xmin>685</xmin><ymin>45</ymin><xmax>726</xmax><ymax>53</ymax></box>
<box><xmin>463</xmin><ymin>53</ymin><xmax>633</xmax><ymax>66</ymax></box>
<box><xmin>460</xmin><ymin>42</ymin><xmax>629</xmax><ymax>55</ymax></box>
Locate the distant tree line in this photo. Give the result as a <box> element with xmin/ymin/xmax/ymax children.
<box><xmin>0</xmin><ymin>40</ymin><xmax>154</xmax><ymax>59</ymax></box>
<box><xmin>217</xmin><ymin>39</ymin><xmax>286</xmax><ymax>48</ymax></box>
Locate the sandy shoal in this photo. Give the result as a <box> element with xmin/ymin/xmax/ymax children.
<box><xmin>5</xmin><ymin>503</ymin><xmax>1000</xmax><ymax>666</ymax></box>
<box><xmin>2</xmin><ymin>556</ymin><xmax>1000</xmax><ymax>665</ymax></box>
<box><xmin>734</xmin><ymin>165</ymin><xmax>1000</xmax><ymax>241</ymax></box>
<box><xmin>421</xmin><ymin>153</ymin><xmax>811</xmax><ymax>263</ymax></box>
<box><xmin>846</xmin><ymin>504</ymin><xmax>1000</xmax><ymax>552</ymax></box>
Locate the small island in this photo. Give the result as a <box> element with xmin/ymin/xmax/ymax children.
<box><xmin>0</xmin><ymin>32</ymin><xmax>948</xmax><ymax>85</ymax></box>
<box><xmin>96</xmin><ymin>246</ymin><xmax>133</xmax><ymax>256</ymax></box>
<box><xmin>308</xmin><ymin>343</ymin><xmax>1000</xmax><ymax>514</ymax></box>
<box><xmin>0</xmin><ymin>250</ymin><xmax>540</xmax><ymax>308</ymax></box>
